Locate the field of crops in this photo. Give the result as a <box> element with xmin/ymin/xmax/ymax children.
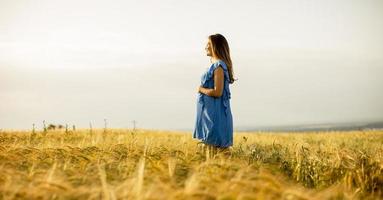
<box><xmin>0</xmin><ymin>129</ymin><xmax>382</xmax><ymax>200</ymax></box>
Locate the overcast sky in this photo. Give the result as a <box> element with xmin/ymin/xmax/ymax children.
<box><xmin>1</xmin><ymin>0</ymin><xmax>382</xmax><ymax>131</ymax></box>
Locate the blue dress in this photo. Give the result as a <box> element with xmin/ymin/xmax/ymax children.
<box><xmin>193</xmin><ymin>60</ymin><xmax>233</xmax><ymax>147</ymax></box>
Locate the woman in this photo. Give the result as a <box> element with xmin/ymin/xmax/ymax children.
<box><xmin>193</xmin><ymin>33</ymin><xmax>236</xmax><ymax>157</ymax></box>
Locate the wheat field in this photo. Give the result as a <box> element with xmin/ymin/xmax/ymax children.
<box><xmin>0</xmin><ymin>128</ymin><xmax>382</xmax><ymax>200</ymax></box>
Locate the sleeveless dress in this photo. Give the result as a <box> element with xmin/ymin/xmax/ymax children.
<box><xmin>193</xmin><ymin>60</ymin><xmax>233</xmax><ymax>148</ymax></box>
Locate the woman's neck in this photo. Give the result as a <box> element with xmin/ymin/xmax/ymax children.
<box><xmin>210</xmin><ymin>57</ymin><xmax>220</xmax><ymax>63</ymax></box>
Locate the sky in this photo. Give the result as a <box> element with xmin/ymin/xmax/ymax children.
<box><xmin>1</xmin><ymin>0</ymin><xmax>383</xmax><ymax>131</ymax></box>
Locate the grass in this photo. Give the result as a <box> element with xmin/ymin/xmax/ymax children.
<box><xmin>0</xmin><ymin>128</ymin><xmax>382</xmax><ymax>200</ymax></box>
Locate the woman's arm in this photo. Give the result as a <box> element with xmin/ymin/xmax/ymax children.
<box><xmin>198</xmin><ymin>66</ymin><xmax>224</xmax><ymax>98</ymax></box>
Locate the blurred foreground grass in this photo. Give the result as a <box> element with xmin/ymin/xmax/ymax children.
<box><xmin>0</xmin><ymin>128</ymin><xmax>382</xmax><ymax>200</ymax></box>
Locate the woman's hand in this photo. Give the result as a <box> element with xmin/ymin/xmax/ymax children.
<box><xmin>198</xmin><ymin>85</ymin><xmax>203</xmax><ymax>93</ymax></box>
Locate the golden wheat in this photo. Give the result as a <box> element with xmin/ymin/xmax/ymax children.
<box><xmin>0</xmin><ymin>128</ymin><xmax>381</xmax><ymax>199</ymax></box>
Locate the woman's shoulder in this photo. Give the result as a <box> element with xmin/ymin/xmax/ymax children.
<box><xmin>211</xmin><ymin>60</ymin><xmax>228</xmax><ymax>71</ymax></box>
<box><xmin>206</xmin><ymin>60</ymin><xmax>228</xmax><ymax>80</ymax></box>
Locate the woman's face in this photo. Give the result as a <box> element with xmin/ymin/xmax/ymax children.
<box><xmin>205</xmin><ymin>39</ymin><xmax>213</xmax><ymax>57</ymax></box>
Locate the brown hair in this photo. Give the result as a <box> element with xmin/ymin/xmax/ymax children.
<box><xmin>208</xmin><ymin>33</ymin><xmax>237</xmax><ymax>84</ymax></box>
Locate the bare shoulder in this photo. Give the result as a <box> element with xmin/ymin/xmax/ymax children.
<box><xmin>214</xmin><ymin>65</ymin><xmax>224</xmax><ymax>74</ymax></box>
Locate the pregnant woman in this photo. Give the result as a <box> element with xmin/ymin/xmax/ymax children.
<box><xmin>193</xmin><ymin>33</ymin><xmax>236</xmax><ymax>157</ymax></box>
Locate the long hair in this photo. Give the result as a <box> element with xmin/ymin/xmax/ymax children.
<box><xmin>208</xmin><ymin>33</ymin><xmax>237</xmax><ymax>84</ymax></box>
